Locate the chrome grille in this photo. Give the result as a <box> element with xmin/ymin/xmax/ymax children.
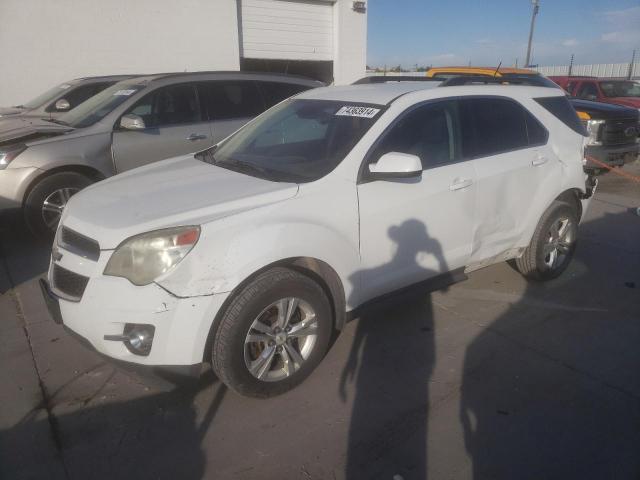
<box><xmin>59</xmin><ymin>227</ymin><xmax>100</xmax><ymax>261</ymax></box>
<box><xmin>601</xmin><ymin>118</ymin><xmax>639</xmax><ymax>146</ymax></box>
<box><xmin>52</xmin><ymin>264</ymin><xmax>89</xmax><ymax>301</ymax></box>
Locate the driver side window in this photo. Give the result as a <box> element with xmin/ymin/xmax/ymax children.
<box><xmin>369</xmin><ymin>101</ymin><xmax>457</xmax><ymax>170</ymax></box>
<box><xmin>577</xmin><ymin>82</ymin><xmax>598</xmax><ymax>100</ymax></box>
<box><xmin>125</xmin><ymin>84</ymin><xmax>201</xmax><ymax>128</ymax></box>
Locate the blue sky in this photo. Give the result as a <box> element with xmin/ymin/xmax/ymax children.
<box><xmin>367</xmin><ymin>0</ymin><xmax>640</xmax><ymax>68</ymax></box>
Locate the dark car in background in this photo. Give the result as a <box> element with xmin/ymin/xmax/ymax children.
<box><xmin>0</xmin><ymin>75</ymin><xmax>135</xmax><ymax>122</ymax></box>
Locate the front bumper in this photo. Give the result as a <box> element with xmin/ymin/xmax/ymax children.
<box><xmin>44</xmin><ymin>243</ymin><xmax>230</xmax><ymax>368</ymax></box>
<box><xmin>585</xmin><ymin>143</ymin><xmax>639</xmax><ymax>170</ymax></box>
<box><xmin>0</xmin><ymin>167</ymin><xmax>41</xmax><ymax>211</ymax></box>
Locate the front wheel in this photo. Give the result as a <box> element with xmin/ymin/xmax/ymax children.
<box><xmin>211</xmin><ymin>267</ymin><xmax>333</xmax><ymax>397</ymax></box>
<box><xmin>514</xmin><ymin>201</ymin><xmax>579</xmax><ymax>281</ymax></box>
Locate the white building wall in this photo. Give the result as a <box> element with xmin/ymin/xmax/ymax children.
<box><xmin>0</xmin><ymin>0</ymin><xmax>241</xmax><ymax>105</ymax></box>
<box><xmin>332</xmin><ymin>0</ymin><xmax>367</xmax><ymax>85</ymax></box>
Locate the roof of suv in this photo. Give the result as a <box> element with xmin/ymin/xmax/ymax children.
<box><xmin>297</xmin><ymin>82</ymin><xmax>565</xmax><ymax>106</ymax></box>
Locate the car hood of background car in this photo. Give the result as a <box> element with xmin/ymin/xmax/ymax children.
<box><xmin>0</xmin><ymin>106</ymin><xmax>26</xmax><ymax>117</ymax></box>
<box><xmin>62</xmin><ymin>155</ymin><xmax>300</xmax><ymax>249</ymax></box>
<box><xmin>0</xmin><ymin>118</ymin><xmax>72</xmax><ymax>147</ymax></box>
<box><xmin>569</xmin><ymin>98</ymin><xmax>639</xmax><ymax>119</ymax></box>
<box><xmin>605</xmin><ymin>97</ymin><xmax>640</xmax><ymax>109</ymax></box>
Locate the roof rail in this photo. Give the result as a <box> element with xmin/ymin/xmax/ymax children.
<box><xmin>353</xmin><ymin>76</ymin><xmax>441</xmax><ymax>85</ymax></box>
<box><xmin>439</xmin><ymin>75</ymin><xmax>552</xmax><ymax>87</ymax></box>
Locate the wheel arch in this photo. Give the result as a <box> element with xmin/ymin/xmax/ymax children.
<box><xmin>202</xmin><ymin>256</ymin><xmax>346</xmax><ymax>363</ymax></box>
<box><xmin>21</xmin><ymin>164</ymin><xmax>105</xmax><ymax>206</ymax></box>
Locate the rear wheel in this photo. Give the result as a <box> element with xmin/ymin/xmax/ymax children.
<box><xmin>24</xmin><ymin>172</ymin><xmax>92</xmax><ymax>237</ymax></box>
<box><xmin>514</xmin><ymin>201</ymin><xmax>578</xmax><ymax>281</ymax></box>
<box><xmin>211</xmin><ymin>267</ymin><xmax>332</xmax><ymax>397</ymax></box>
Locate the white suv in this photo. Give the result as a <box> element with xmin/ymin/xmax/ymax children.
<box><xmin>41</xmin><ymin>82</ymin><xmax>595</xmax><ymax>397</ymax></box>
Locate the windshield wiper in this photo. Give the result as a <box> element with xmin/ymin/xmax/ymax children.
<box><xmin>219</xmin><ymin>159</ymin><xmax>274</xmax><ymax>178</ymax></box>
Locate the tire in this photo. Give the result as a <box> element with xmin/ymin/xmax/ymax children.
<box><xmin>211</xmin><ymin>267</ymin><xmax>333</xmax><ymax>398</ymax></box>
<box><xmin>24</xmin><ymin>172</ymin><xmax>93</xmax><ymax>237</ymax></box>
<box><xmin>514</xmin><ymin>201</ymin><xmax>579</xmax><ymax>281</ymax></box>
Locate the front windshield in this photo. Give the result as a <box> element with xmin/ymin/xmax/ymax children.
<box><xmin>203</xmin><ymin>99</ymin><xmax>383</xmax><ymax>182</ymax></box>
<box><xmin>57</xmin><ymin>82</ymin><xmax>146</xmax><ymax>128</ymax></box>
<box><xmin>600</xmin><ymin>81</ymin><xmax>640</xmax><ymax>98</ymax></box>
<box><xmin>21</xmin><ymin>83</ymin><xmax>72</xmax><ymax>109</ymax></box>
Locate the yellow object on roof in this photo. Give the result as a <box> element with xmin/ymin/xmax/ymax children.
<box><xmin>426</xmin><ymin>66</ymin><xmax>539</xmax><ymax>78</ymax></box>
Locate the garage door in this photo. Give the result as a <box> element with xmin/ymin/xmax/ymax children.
<box><xmin>239</xmin><ymin>0</ymin><xmax>334</xmax><ymax>61</ymax></box>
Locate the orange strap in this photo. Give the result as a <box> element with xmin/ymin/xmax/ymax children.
<box><xmin>586</xmin><ymin>155</ymin><xmax>640</xmax><ymax>184</ymax></box>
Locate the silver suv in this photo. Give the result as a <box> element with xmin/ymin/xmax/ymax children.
<box><xmin>0</xmin><ymin>72</ymin><xmax>322</xmax><ymax>235</ymax></box>
<box><xmin>0</xmin><ymin>75</ymin><xmax>134</xmax><ymax>121</ymax></box>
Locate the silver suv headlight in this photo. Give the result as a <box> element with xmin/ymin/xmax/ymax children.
<box><xmin>584</xmin><ymin>119</ymin><xmax>605</xmax><ymax>146</ymax></box>
<box><xmin>104</xmin><ymin>226</ymin><xmax>200</xmax><ymax>286</ymax></box>
<box><xmin>0</xmin><ymin>144</ymin><xmax>27</xmax><ymax>170</ymax></box>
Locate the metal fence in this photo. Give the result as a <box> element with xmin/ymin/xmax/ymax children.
<box><xmin>534</xmin><ymin>62</ymin><xmax>640</xmax><ymax>79</ymax></box>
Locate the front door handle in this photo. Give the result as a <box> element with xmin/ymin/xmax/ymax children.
<box><xmin>449</xmin><ymin>178</ymin><xmax>473</xmax><ymax>191</ymax></box>
<box><xmin>187</xmin><ymin>133</ymin><xmax>208</xmax><ymax>141</ymax></box>
<box><xmin>532</xmin><ymin>154</ymin><xmax>548</xmax><ymax>166</ymax></box>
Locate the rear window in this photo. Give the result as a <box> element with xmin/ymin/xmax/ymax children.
<box><xmin>534</xmin><ymin>96</ymin><xmax>585</xmax><ymax>135</ymax></box>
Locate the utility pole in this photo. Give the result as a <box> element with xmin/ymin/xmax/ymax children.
<box><xmin>568</xmin><ymin>54</ymin><xmax>574</xmax><ymax>76</ymax></box>
<box><xmin>628</xmin><ymin>49</ymin><xmax>636</xmax><ymax>80</ymax></box>
<box><xmin>525</xmin><ymin>0</ymin><xmax>540</xmax><ymax>67</ymax></box>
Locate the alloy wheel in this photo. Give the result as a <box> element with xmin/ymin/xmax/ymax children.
<box><xmin>244</xmin><ymin>297</ymin><xmax>318</xmax><ymax>382</ymax></box>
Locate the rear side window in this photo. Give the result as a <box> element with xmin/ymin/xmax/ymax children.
<box><xmin>525</xmin><ymin>110</ymin><xmax>548</xmax><ymax>146</ymax></box>
<box><xmin>200</xmin><ymin>81</ymin><xmax>263</xmax><ymax>121</ymax></box>
<box><xmin>459</xmin><ymin>98</ymin><xmax>529</xmax><ymax>158</ymax></box>
<box><xmin>259</xmin><ymin>82</ymin><xmax>310</xmax><ymax>109</ymax></box>
<box><xmin>534</xmin><ymin>96</ymin><xmax>584</xmax><ymax>135</ymax></box>
<box><xmin>126</xmin><ymin>84</ymin><xmax>201</xmax><ymax>127</ymax></box>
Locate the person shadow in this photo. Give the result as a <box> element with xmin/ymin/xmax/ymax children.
<box><xmin>340</xmin><ymin>219</ymin><xmax>454</xmax><ymax>480</ymax></box>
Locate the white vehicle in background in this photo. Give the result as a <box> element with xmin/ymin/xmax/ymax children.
<box><xmin>41</xmin><ymin>82</ymin><xmax>596</xmax><ymax>397</ymax></box>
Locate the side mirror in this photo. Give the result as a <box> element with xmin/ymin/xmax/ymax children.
<box><xmin>119</xmin><ymin>114</ymin><xmax>146</xmax><ymax>131</ymax></box>
<box><xmin>368</xmin><ymin>152</ymin><xmax>422</xmax><ymax>180</ymax></box>
<box><xmin>54</xmin><ymin>99</ymin><xmax>70</xmax><ymax>111</ymax></box>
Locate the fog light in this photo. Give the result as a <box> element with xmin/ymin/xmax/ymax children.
<box><xmin>124</xmin><ymin>324</ymin><xmax>155</xmax><ymax>356</ymax></box>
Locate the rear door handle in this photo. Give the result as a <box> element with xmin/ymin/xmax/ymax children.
<box><xmin>187</xmin><ymin>133</ymin><xmax>208</xmax><ymax>141</ymax></box>
<box><xmin>449</xmin><ymin>178</ymin><xmax>473</xmax><ymax>191</ymax></box>
<box><xmin>532</xmin><ymin>154</ymin><xmax>548</xmax><ymax>166</ymax></box>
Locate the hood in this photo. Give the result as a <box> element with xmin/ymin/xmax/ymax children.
<box><xmin>0</xmin><ymin>118</ymin><xmax>72</xmax><ymax>147</ymax></box>
<box><xmin>605</xmin><ymin>97</ymin><xmax>640</xmax><ymax>109</ymax></box>
<box><xmin>0</xmin><ymin>106</ymin><xmax>26</xmax><ymax>117</ymax></box>
<box><xmin>62</xmin><ymin>156</ymin><xmax>300</xmax><ymax>249</ymax></box>
<box><xmin>569</xmin><ymin>98</ymin><xmax>639</xmax><ymax>120</ymax></box>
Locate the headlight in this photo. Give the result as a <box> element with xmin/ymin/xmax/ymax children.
<box><xmin>0</xmin><ymin>144</ymin><xmax>27</xmax><ymax>170</ymax></box>
<box><xmin>104</xmin><ymin>226</ymin><xmax>200</xmax><ymax>286</ymax></box>
<box><xmin>583</xmin><ymin>119</ymin><xmax>604</xmax><ymax>146</ymax></box>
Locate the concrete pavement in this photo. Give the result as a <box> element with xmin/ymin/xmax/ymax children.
<box><xmin>1</xmin><ymin>165</ymin><xmax>639</xmax><ymax>480</ymax></box>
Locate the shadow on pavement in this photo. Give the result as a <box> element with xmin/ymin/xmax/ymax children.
<box><xmin>1</xmin><ymin>368</ymin><xmax>226</xmax><ymax>480</ymax></box>
<box><xmin>459</xmin><ymin>208</ymin><xmax>640</xmax><ymax>479</ymax></box>
<box><xmin>340</xmin><ymin>219</ymin><xmax>450</xmax><ymax>479</ymax></box>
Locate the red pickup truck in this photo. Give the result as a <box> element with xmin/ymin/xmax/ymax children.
<box><xmin>549</xmin><ymin>76</ymin><xmax>640</xmax><ymax>109</ymax></box>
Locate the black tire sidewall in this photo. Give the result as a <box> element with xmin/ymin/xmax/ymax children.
<box><xmin>532</xmin><ymin>203</ymin><xmax>578</xmax><ymax>280</ymax></box>
<box><xmin>213</xmin><ymin>269</ymin><xmax>332</xmax><ymax>397</ymax></box>
<box><xmin>24</xmin><ymin>172</ymin><xmax>92</xmax><ymax>237</ymax></box>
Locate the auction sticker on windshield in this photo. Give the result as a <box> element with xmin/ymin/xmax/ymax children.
<box><xmin>335</xmin><ymin>106</ymin><xmax>380</xmax><ymax>118</ymax></box>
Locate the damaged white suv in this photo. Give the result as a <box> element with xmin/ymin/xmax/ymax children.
<box><xmin>41</xmin><ymin>82</ymin><xmax>595</xmax><ymax>397</ymax></box>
